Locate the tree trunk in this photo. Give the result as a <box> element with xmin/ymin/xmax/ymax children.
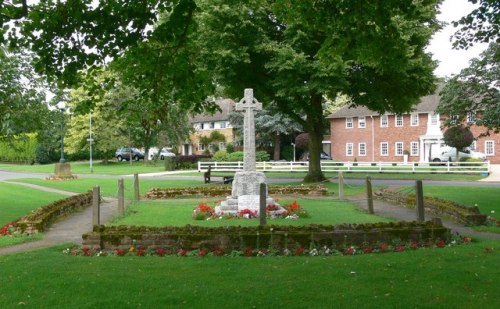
<box><xmin>304</xmin><ymin>94</ymin><xmax>326</xmax><ymax>183</ymax></box>
<box><xmin>273</xmin><ymin>133</ymin><xmax>281</xmax><ymax>161</ymax></box>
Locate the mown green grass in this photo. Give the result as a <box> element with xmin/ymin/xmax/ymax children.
<box><xmin>0</xmin><ymin>241</ymin><xmax>498</xmax><ymax>308</ymax></box>
<box><xmin>0</xmin><ymin>234</ymin><xmax>43</xmax><ymax>248</ymax></box>
<box><xmin>0</xmin><ymin>182</ymin><xmax>65</xmax><ymax>226</ymax></box>
<box><xmin>0</xmin><ymin>160</ymin><xmax>167</xmax><ymax>175</ymax></box>
<box><xmin>10</xmin><ymin>178</ymin><xmax>205</xmax><ymax>199</ymax></box>
<box><xmin>111</xmin><ymin>198</ymin><xmax>393</xmax><ymax>227</ymax></box>
<box><xmin>398</xmin><ymin>185</ymin><xmax>500</xmax><ymax>233</ymax></box>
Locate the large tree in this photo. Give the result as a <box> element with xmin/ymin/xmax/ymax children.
<box><xmin>452</xmin><ymin>0</ymin><xmax>499</xmax><ymax>49</ymax></box>
<box><xmin>437</xmin><ymin>43</ymin><xmax>499</xmax><ymax>135</ymax></box>
<box><xmin>197</xmin><ymin>0</ymin><xmax>439</xmax><ymax>181</ymax></box>
<box><xmin>6</xmin><ymin>0</ymin><xmax>439</xmax><ymax>182</ymax></box>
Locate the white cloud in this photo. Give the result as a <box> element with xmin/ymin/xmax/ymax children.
<box><xmin>427</xmin><ymin>0</ymin><xmax>489</xmax><ymax>78</ymax></box>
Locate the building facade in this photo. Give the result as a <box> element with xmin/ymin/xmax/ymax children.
<box><xmin>328</xmin><ymin>92</ymin><xmax>500</xmax><ymax>164</ymax></box>
<box><xmin>184</xmin><ymin>99</ymin><xmax>236</xmax><ymax>155</ymax></box>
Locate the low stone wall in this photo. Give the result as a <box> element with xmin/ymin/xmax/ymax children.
<box><xmin>144</xmin><ymin>184</ymin><xmax>328</xmax><ymax>199</ymax></box>
<box><xmin>82</xmin><ymin>221</ymin><xmax>450</xmax><ymax>251</ymax></box>
<box><xmin>376</xmin><ymin>189</ymin><xmax>487</xmax><ymax>226</ymax></box>
<box><xmin>16</xmin><ymin>191</ymin><xmax>93</xmax><ymax>235</ymax></box>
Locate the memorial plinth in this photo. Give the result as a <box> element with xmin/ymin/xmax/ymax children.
<box><xmin>53</xmin><ymin>162</ymin><xmax>75</xmax><ymax>179</ymax></box>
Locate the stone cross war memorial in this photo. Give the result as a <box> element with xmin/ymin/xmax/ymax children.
<box><xmin>216</xmin><ymin>89</ymin><xmax>280</xmax><ymax>216</ymax></box>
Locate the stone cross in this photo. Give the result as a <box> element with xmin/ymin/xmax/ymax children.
<box><xmin>235</xmin><ymin>88</ymin><xmax>262</xmax><ymax>172</ymax></box>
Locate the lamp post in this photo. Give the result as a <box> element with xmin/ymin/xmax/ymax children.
<box><xmin>87</xmin><ymin>111</ymin><xmax>94</xmax><ymax>173</ymax></box>
<box><xmin>58</xmin><ymin>106</ymin><xmax>66</xmax><ymax>163</ymax></box>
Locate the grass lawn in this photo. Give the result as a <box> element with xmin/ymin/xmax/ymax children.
<box><xmin>0</xmin><ymin>182</ymin><xmax>65</xmax><ymax>226</ymax></box>
<box><xmin>0</xmin><ymin>234</ymin><xmax>43</xmax><ymax>248</ymax></box>
<box><xmin>10</xmin><ymin>178</ymin><xmax>205</xmax><ymax>199</ymax></box>
<box><xmin>111</xmin><ymin>198</ymin><xmax>393</xmax><ymax>227</ymax></box>
<box><xmin>0</xmin><ymin>240</ymin><xmax>498</xmax><ymax>308</ymax></box>
<box><xmin>0</xmin><ymin>160</ymin><xmax>167</xmax><ymax>175</ymax></box>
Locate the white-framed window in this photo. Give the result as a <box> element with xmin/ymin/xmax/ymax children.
<box><xmin>466</xmin><ymin>112</ymin><xmax>477</xmax><ymax>124</ymax></box>
<box><xmin>411</xmin><ymin>142</ymin><xmax>419</xmax><ymax>156</ymax></box>
<box><xmin>220</xmin><ymin>121</ymin><xmax>226</xmax><ymax>129</ymax></box>
<box><xmin>358</xmin><ymin>116</ymin><xmax>366</xmax><ymax>128</ymax></box>
<box><xmin>198</xmin><ymin>143</ymin><xmax>205</xmax><ymax>151</ymax></box>
<box><xmin>219</xmin><ymin>142</ymin><xmax>226</xmax><ymax>150</ymax></box>
<box><xmin>395</xmin><ymin>115</ymin><xmax>403</xmax><ymax>127</ymax></box>
<box><xmin>380</xmin><ymin>115</ymin><xmax>388</xmax><ymax>128</ymax></box>
<box><xmin>346</xmin><ymin>117</ymin><xmax>353</xmax><ymax>129</ymax></box>
<box><xmin>485</xmin><ymin>140</ymin><xmax>495</xmax><ymax>156</ymax></box>
<box><xmin>430</xmin><ymin>113</ymin><xmax>439</xmax><ymax>126</ymax></box>
<box><xmin>395</xmin><ymin>142</ymin><xmax>404</xmax><ymax>156</ymax></box>
<box><xmin>346</xmin><ymin>143</ymin><xmax>354</xmax><ymax>156</ymax></box>
<box><xmin>209</xmin><ymin>122</ymin><xmax>215</xmax><ymax>129</ymax></box>
<box><xmin>410</xmin><ymin>114</ymin><xmax>419</xmax><ymax>126</ymax></box>
<box><xmin>380</xmin><ymin>142</ymin><xmax>389</xmax><ymax>156</ymax></box>
<box><xmin>358</xmin><ymin>143</ymin><xmax>366</xmax><ymax>156</ymax></box>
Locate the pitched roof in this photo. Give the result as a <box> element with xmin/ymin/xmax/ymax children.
<box><xmin>327</xmin><ymin>91</ymin><xmax>440</xmax><ymax>119</ymax></box>
<box><xmin>190</xmin><ymin>99</ymin><xmax>235</xmax><ymax>123</ymax></box>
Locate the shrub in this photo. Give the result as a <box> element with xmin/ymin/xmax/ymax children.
<box><xmin>256</xmin><ymin>150</ymin><xmax>270</xmax><ymax>161</ymax></box>
<box><xmin>228</xmin><ymin>151</ymin><xmax>244</xmax><ymax>161</ymax></box>
<box><xmin>212</xmin><ymin>150</ymin><xmax>230</xmax><ymax>162</ymax></box>
<box><xmin>225</xmin><ymin>143</ymin><xmax>235</xmax><ymax>154</ymax></box>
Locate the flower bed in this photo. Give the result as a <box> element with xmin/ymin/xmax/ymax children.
<box><xmin>15</xmin><ymin>191</ymin><xmax>93</xmax><ymax>235</ymax></box>
<box><xmin>144</xmin><ymin>184</ymin><xmax>327</xmax><ymax>199</ymax></box>
<box><xmin>376</xmin><ymin>188</ymin><xmax>487</xmax><ymax>226</ymax></box>
<box><xmin>82</xmin><ymin>221</ymin><xmax>450</xmax><ymax>252</ymax></box>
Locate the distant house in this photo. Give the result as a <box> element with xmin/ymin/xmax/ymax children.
<box><xmin>183</xmin><ymin>99</ymin><xmax>236</xmax><ymax>155</ymax></box>
<box><xmin>327</xmin><ymin>92</ymin><xmax>500</xmax><ymax>164</ymax></box>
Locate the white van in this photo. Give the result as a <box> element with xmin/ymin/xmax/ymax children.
<box><xmin>431</xmin><ymin>146</ymin><xmax>486</xmax><ymax>162</ymax></box>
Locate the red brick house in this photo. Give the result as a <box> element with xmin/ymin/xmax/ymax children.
<box><xmin>327</xmin><ymin>92</ymin><xmax>500</xmax><ymax>164</ymax></box>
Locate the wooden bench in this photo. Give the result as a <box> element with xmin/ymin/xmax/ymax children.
<box><xmin>204</xmin><ymin>165</ymin><xmax>234</xmax><ymax>184</ymax></box>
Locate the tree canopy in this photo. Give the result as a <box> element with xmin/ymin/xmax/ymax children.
<box><xmin>437</xmin><ymin>42</ymin><xmax>499</xmax><ymax>135</ymax></box>
<box><xmin>452</xmin><ymin>0</ymin><xmax>499</xmax><ymax>49</ymax></box>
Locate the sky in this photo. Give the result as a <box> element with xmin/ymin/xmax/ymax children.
<box><xmin>427</xmin><ymin>0</ymin><xmax>489</xmax><ymax>78</ymax></box>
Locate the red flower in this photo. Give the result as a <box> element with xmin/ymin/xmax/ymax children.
<box><xmin>410</xmin><ymin>240</ymin><xmax>419</xmax><ymax>250</ymax></box>
<box><xmin>379</xmin><ymin>242</ymin><xmax>389</xmax><ymax>252</ymax></box>
<box><xmin>197</xmin><ymin>202</ymin><xmax>213</xmax><ymax>213</ymax></box>
<box><xmin>243</xmin><ymin>247</ymin><xmax>254</xmax><ymax>257</ymax></box>
<box><xmin>0</xmin><ymin>221</ymin><xmax>17</xmax><ymax>236</ymax></box>
<box><xmin>394</xmin><ymin>245</ymin><xmax>405</xmax><ymax>252</ymax></box>
<box><xmin>155</xmin><ymin>248</ymin><xmax>167</xmax><ymax>257</ymax></box>
<box><xmin>82</xmin><ymin>247</ymin><xmax>92</xmax><ymax>256</ymax></box>
<box><xmin>213</xmin><ymin>246</ymin><xmax>225</xmax><ymax>256</ymax></box>
<box><xmin>436</xmin><ymin>239</ymin><xmax>446</xmax><ymax>248</ymax></box>
<box><xmin>136</xmin><ymin>247</ymin><xmax>146</xmax><ymax>256</ymax></box>
<box><xmin>177</xmin><ymin>248</ymin><xmax>187</xmax><ymax>256</ymax></box>
<box><xmin>295</xmin><ymin>245</ymin><xmax>305</xmax><ymax>256</ymax></box>
<box><xmin>362</xmin><ymin>246</ymin><xmax>373</xmax><ymax>254</ymax></box>
<box><xmin>238</xmin><ymin>209</ymin><xmax>257</xmax><ymax>218</ymax></box>
<box><xmin>115</xmin><ymin>248</ymin><xmax>125</xmax><ymax>256</ymax></box>
<box><xmin>344</xmin><ymin>246</ymin><xmax>356</xmax><ymax>255</ymax></box>
<box><xmin>288</xmin><ymin>200</ymin><xmax>301</xmax><ymax>212</ymax></box>
<box><xmin>198</xmin><ymin>248</ymin><xmax>208</xmax><ymax>257</ymax></box>
<box><xmin>462</xmin><ymin>236</ymin><xmax>472</xmax><ymax>244</ymax></box>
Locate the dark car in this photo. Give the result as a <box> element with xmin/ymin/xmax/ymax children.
<box><xmin>115</xmin><ymin>147</ymin><xmax>145</xmax><ymax>161</ymax></box>
<box><xmin>300</xmin><ymin>151</ymin><xmax>332</xmax><ymax>161</ymax></box>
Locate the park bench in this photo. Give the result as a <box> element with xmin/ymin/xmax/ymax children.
<box><xmin>204</xmin><ymin>165</ymin><xmax>234</xmax><ymax>184</ymax></box>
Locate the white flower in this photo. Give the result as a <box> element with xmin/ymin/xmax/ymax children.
<box><xmin>491</xmin><ymin>210</ymin><xmax>495</xmax><ymax>214</ymax></box>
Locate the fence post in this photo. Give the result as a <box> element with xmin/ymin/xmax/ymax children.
<box><xmin>338</xmin><ymin>172</ymin><xmax>344</xmax><ymax>200</ymax></box>
<box><xmin>118</xmin><ymin>178</ymin><xmax>125</xmax><ymax>215</ymax></box>
<box><xmin>92</xmin><ymin>185</ymin><xmax>100</xmax><ymax>226</ymax></box>
<box><xmin>134</xmin><ymin>173</ymin><xmax>140</xmax><ymax>201</ymax></box>
<box><xmin>415</xmin><ymin>180</ymin><xmax>425</xmax><ymax>222</ymax></box>
<box><xmin>366</xmin><ymin>176</ymin><xmax>374</xmax><ymax>214</ymax></box>
<box><xmin>259</xmin><ymin>183</ymin><xmax>267</xmax><ymax>226</ymax></box>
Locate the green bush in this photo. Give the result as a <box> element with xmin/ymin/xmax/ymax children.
<box><xmin>281</xmin><ymin>144</ymin><xmax>294</xmax><ymax>161</ymax></box>
<box><xmin>0</xmin><ymin>134</ymin><xmax>37</xmax><ymax>163</ymax></box>
<box><xmin>256</xmin><ymin>150</ymin><xmax>270</xmax><ymax>161</ymax></box>
<box><xmin>459</xmin><ymin>157</ymin><xmax>483</xmax><ymax>166</ymax></box>
<box><xmin>228</xmin><ymin>151</ymin><xmax>244</xmax><ymax>161</ymax></box>
<box><xmin>164</xmin><ymin>156</ymin><xmax>177</xmax><ymax>171</ymax></box>
<box><xmin>212</xmin><ymin>150</ymin><xmax>230</xmax><ymax>162</ymax></box>
<box><xmin>225</xmin><ymin>143</ymin><xmax>235</xmax><ymax>153</ymax></box>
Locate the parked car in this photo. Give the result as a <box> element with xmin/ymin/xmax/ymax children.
<box><xmin>159</xmin><ymin>148</ymin><xmax>176</xmax><ymax>160</ymax></box>
<box><xmin>431</xmin><ymin>146</ymin><xmax>486</xmax><ymax>162</ymax></box>
<box><xmin>300</xmin><ymin>151</ymin><xmax>332</xmax><ymax>161</ymax></box>
<box><xmin>115</xmin><ymin>147</ymin><xmax>145</xmax><ymax>161</ymax></box>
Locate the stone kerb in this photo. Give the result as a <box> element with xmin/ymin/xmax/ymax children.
<box><xmin>16</xmin><ymin>191</ymin><xmax>93</xmax><ymax>235</ymax></box>
<box><xmin>82</xmin><ymin>222</ymin><xmax>450</xmax><ymax>251</ymax></box>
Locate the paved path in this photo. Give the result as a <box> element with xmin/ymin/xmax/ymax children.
<box><xmin>0</xmin><ymin>185</ymin><xmax>121</xmax><ymax>255</ymax></box>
